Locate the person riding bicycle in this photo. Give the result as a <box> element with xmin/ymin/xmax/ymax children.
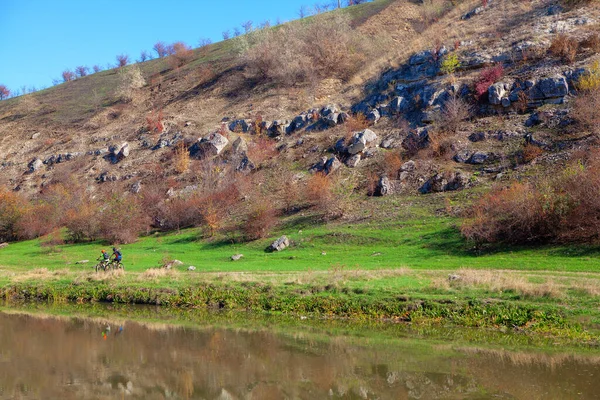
<box><xmin>97</xmin><ymin>250</ymin><xmax>110</xmax><ymax>264</ymax></box>
<box><xmin>111</xmin><ymin>247</ymin><xmax>123</xmax><ymax>264</ymax></box>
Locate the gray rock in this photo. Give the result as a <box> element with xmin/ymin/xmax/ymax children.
<box><xmin>267</xmin><ymin>235</ymin><xmax>290</xmax><ymax>252</ymax></box>
<box><xmin>187</xmin><ymin>266</ymin><xmax>196</xmax><ymax>271</ymax></box>
<box><xmin>501</xmin><ymin>97</ymin><xmax>511</xmax><ymax>107</ymax></box>
<box><xmin>380</xmin><ymin>136</ymin><xmax>400</xmax><ymax>149</ymax></box>
<box><xmin>236</xmin><ymin>155</ymin><xmax>255</xmax><ymax>172</ymax></box>
<box><xmin>453</xmin><ymin>150</ymin><xmax>471</xmax><ymax>164</ymax></box>
<box><xmin>488</xmin><ymin>82</ymin><xmax>508</xmax><ymax>105</ymax></box>
<box><xmin>228</xmin><ymin>119</ymin><xmax>251</xmax><ymax>133</ymax></box>
<box><xmin>31</xmin><ymin>132</ymin><xmax>41</xmax><ymax>140</ymax></box>
<box><xmin>189</xmin><ymin>132</ymin><xmax>229</xmax><ymax>158</ymax></box>
<box><xmin>347</xmin><ymin>129</ymin><xmax>378</xmax><ymax>155</ymax></box>
<box><xmin>389</xmin><ymin>96</ymin><xmax>410</xmax><ymax>114</ymax></box>
<box><xmin>321</xmin><ymin>104</ymin><xmax>339</xmax><ymax>117</ymax></box>
<box><xmin>323</xmin><ymin>156</ymin><xmax>342</xmax><ymax>175</ymax></box>
<box><xmin>232</xmin><ymin>137</ymin><xmax>248</xmax><ymax>154</ymax></box>
<box><xmin>334</xmin><ymin>138</ymin><xmax>347</xmax><ymax>154</ymax></box>
<box><xmin>130</xmin><ymin>181</ymin><xmax>142</xmax><ymax>194</ymax></box>
<box><xmin>345</xmin><ymin>154</ymin><xmax>361</xmax><ymax>168</ymax></box>
<box><xmin>366</xmin><ymin>109</ymin><xmax>380</xmax><ymax>124</ymax></box>
<box><xmin>468</xmin><ymin>131</ymin><xmax>487</xmax><ymax>142</ymax></box>
<box><xmin>400</xmin><ymin>160</ymin><xmax>416</xmax><ymax>172</ymax></box>
<box><xmin>231</xmin><ymin>254</ymin><xmax>244</xmax><ymax>261</ymax></box>
<box><xmin>528</xmin><ymin>76</ymin><xmax>568</xmax><ymax>101</ymax></box>
<box><xmin>377</xmin><ymin>175</ymin><xmax>392</xmax><ymax>196</ymax></box>
<box><xmin>324</xmin><ymin>112</ymin><xmax>340</xmax><ymax>127</ymax></box>
<box><xmin>28</xmin><ymin>158</ymin><xmax>44</xmax><ymax>173</ymax></box>
<box><xmin>468</xmin><ymin>151</ymin><xmax>491</xmax><ymax>164</ymax></box>
<box><xmin>419</xmin><ymin>171</ymin><xmax>470</xmax><ymax>194</ymax></box>
<box><xmin>75</xmin><ymin>260</ymin><xmax>89</xmax><ymax>264</ymax></box>
<box><xmin>0</xmin><ymin>242</ymin><xmax>8</xmax><ymax>249</ymax></box>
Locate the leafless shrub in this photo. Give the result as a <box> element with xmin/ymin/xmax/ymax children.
<box><xmin>240</xmin><ymin>13</ymin><xmax>373</xmax><ymax>85</ymax></box>
<box><xmin>434</xmin><ymin>95</ymin><xmax>472</xmax><ymax>134</ymax></box>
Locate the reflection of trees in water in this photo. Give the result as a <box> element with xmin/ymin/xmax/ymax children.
<box><xmin>0</xmin><ymin>312</ymin><xmax>599</xmax><ymax>399</ymax></box>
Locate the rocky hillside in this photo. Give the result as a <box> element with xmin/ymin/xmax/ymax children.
<box><xmin>0</xmin><ymin>0</ymin><xmax>599</xmax><ymax>242</ymax></box>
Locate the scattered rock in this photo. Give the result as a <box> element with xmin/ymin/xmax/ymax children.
<box><xmin>232</xmin><ymin>136</ymin><xmax>248</xmax><ymax>154</ymax></box>
<box><xmin>345</xmin><ymin>154</ymin><xmax>361</xmax><ymax>168</ymax></box>
<box><xmin>419</xmin><ymin>171</ymin><xmax>470</xmax><ymax>194</ymax></box>
<box><xmin>130</xmin><ymin>181</ymin><xmax>142</xmax><ymax>194</ymax></box>
<box><xmin>187</xmin><ymin>266</ymin><xmax>196</xmax><ymax>271</ymax></box>
<box><xmin>28</xmin><ymin>158</ymin><xmax>44</xmax><ymax>173</ymax></box>
<box><xmin>266</xmin><ymin>235</ymin><xmax>290</xmax><ymax>252</ymax></box>
<box><xmin>0</xmin><ymin>242</ymin><xmax>8</xmax><ymax>249</ymax></box>
<box><xmin>75</xmin><ymin>260</ymin><xmax>89</xmax><ymax>264</ymax></box>
<box><xmin>448</xmin><ymin>274</ymin><xmax>462</xmax><ymax>281</ymax></box>
<box><xmin>231</xmin><ymin>254</ymin><xmax>244</xmax><ymax>261</ymax></box>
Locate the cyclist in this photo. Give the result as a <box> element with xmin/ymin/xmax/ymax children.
<box><xmin>96</xmin><ymin>250</ymin><xmax>110</xmax><ymax>271</ymax></box>
<box><xmin>111</xmin><ymin>247</ymin><xmax>123</xmax><ymax>268</ymax></box>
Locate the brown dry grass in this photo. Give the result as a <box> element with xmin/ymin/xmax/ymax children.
<box><xmin>138</xmin><ymin>268</ymin><xmax>180</xmax><ymax>282</ymax></box>
<box><xmin>432</xmin><ymin>268</ymin><xmax>600</xmax><ymax>299</ymax></box>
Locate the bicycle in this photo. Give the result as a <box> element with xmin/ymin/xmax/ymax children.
<box><xmin>109</xmin><ymin>259</ymin><xmax>124</xmax><ymax>271</ymax></box>
<box><xmin>94</xmin><ymin>258</ymin><xmax>110</xmax><ymax>272</ymax></box>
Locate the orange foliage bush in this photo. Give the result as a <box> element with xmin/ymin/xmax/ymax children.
<box><xmin>462</xmin><ymin>157</ymin><xmax>600</xmax><ymax>244</ymax></box>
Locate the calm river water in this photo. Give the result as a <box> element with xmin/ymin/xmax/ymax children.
<box><xmin>0</xmin><ymin>306</ymin><xmax>598</xmax><ymax>399</ymax></box>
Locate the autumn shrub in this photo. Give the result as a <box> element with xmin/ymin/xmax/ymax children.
<box><xmin>474</xmin><ymin>64</ymin><xmax>504</xmax><ymax>100</ymax></box>
<box><xmin>98</xmin><ymin>192</ymin><xmax>150</xmax><ymax>244</ymax></box>
<box><xmin>169</xmin><ymin>42</ymin><xmax>193</xmax><ymax>69</ymax></box>
<box><xmin>548</xmin><ymin>34</ymin><xmax>579</xmax><ymax>64</ymax></box>
<box><xmin>247</xmin><ymin>136</ymin><xmax>277</xmax><ymax>167</ymax></box>
<box><xmin>580</xmin><ymin>33</ymin><xmax>600</xmax><ymax>52</ymax></box>
<box><xmin>242</xmin><ymin>201</ymin><xmax>278</xmax><ymax>240</ymax></box>
<box><xmin>306</xmin><ymin>172</ymin><xmax>333</xmax><ymax>208</ymax></box>
<box><xmin>383</xmin><ymin>151</ymin><xmax>403</xmax><ymax>179</ymax></box>
<box><xmin>116</xmin><ymin>54</ymin><xmax>129</xmax><ymax>68</ymax></box>
<box><xmin>462</xmin><ymin>157</ymin><xmax>600</xmax><ymax>244</ymax></box>
<box><xmin>174</xmin><ymin>141</ymin><xmax>190</xmax><ymax>174</ymax></box>
<box><xmin>572</xmin><ymin>63</ymin><xmax>600</xmax><ymax>136</ymax></box>
<box><xmin>0</xmin><ymin>188</ymin><xmax>26</xmax><ymax>242</ymax></box>
<box><xmin>14</xmin><ymin>203</ymin><xmax>57</xmax><ymax>240</ymax></box>
<box><xmin>64</xmin><ymin>200</ymin><xmax>100</xmax><ymax>242</ymax></box>
<box><xmin>146</xmin><ymin>109</ymin><xmax>164</xmax><ymax>133</ymax></box>
<box><xmin>521</xmin><ymin>144</ymin><xmax>544</xmax><ymax>163</ymax></box>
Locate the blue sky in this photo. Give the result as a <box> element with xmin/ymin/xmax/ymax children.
<box><xmin>0</xmin><ymin>0</ymin><xmax>334</xmax><ymax>94</ymax></box>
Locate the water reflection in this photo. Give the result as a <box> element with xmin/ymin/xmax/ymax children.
<box><xmin>0</xmin><ymin>309</ymin><xmax>598</xmax><ymax>399</ymax></box>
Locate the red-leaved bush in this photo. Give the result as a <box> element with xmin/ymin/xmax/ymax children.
<box><xmin>474</xmin><ymin>64</ymin><xmax>504</xmax><ymax>99</ymax></box>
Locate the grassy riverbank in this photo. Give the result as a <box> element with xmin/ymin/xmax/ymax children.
<box><xmin>1</xmin><ymin>194</ymin><xmax>600</xmax><ymax>347</ymax></box>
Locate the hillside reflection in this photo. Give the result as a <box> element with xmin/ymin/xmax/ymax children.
<box><xmin>0</xmin><ymin>310</ymin><xmax>598</xmax><ymax>399</ymax></box>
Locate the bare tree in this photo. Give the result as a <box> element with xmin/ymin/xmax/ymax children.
<box><xmin>62</xmin><ymin>70</ymin><xmax>75</xmax><ymax>82</ymax></box>
<box><xmin>233</xmin><ymin>27</ymin><xmax>241</xmax><ymax>37</ymax></box>
<box><xmin>222</xmin><ymin>30</ymin><xmax>230</xmax><ymax>40</ymax></box>
<box><xmin>75</xmin><ymin>65</ymin><xmax>89</xmax><ymax>77</ymax></box>
<box><xmin>153</xmin><ymin>41</ymin><xmax>168</xmax><ymax>58</ymax></box>
<box><xmin>116</xmin><ymin>54</ymin><xmax>129</xmax><ymax>67</ymax></box>
<box><xmin>139</xmin><ymin>50</ymin><xmax>150</xmax><ymax>62</ymax></box>
<box><xmin>198</xmin><ymin>37</ymin><xmax>212</xmax><ymax>48</ymax></box>
<box><xmin>298</xmin><ymin>5</ymin><xmax>309</xmax><ymax>18</ymax></box>
<box><xmin>92</xmin><ymin>65</ymin><xmax>102</xmax><ymax>73</ymax></box>
<box><xmin>0</xmin><ymin>85</ymin><xmax>10</xmax><ymax>100</ymax></box>
<box><xmin>242</xmin><ymin>20</ymin><xmax>253</xmax><ymax>34</ymax></box>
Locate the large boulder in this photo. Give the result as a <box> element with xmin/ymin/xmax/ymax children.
<box><xmin>189</xmin><ymin>132</ymin><xmax>229</xmax><ymax>158</ymax></box>
<box><xmin>347</xmin><ymin>129</ymin><xmax>378</xmax><ymax>155</ymax></box>
<box><xmin>488</xmin><ymin>82</ymin><xmax>509</xmax><ymax>105</ymax></box>
<box><xmin>528</xmin><ymin>76</ymin><xmax>569</xmax><ymax>101</ymax></box>
<box><xmin>266</xmin><ymin>235</ymin><xmax>290</xmax><ymax>252</ymax></box>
